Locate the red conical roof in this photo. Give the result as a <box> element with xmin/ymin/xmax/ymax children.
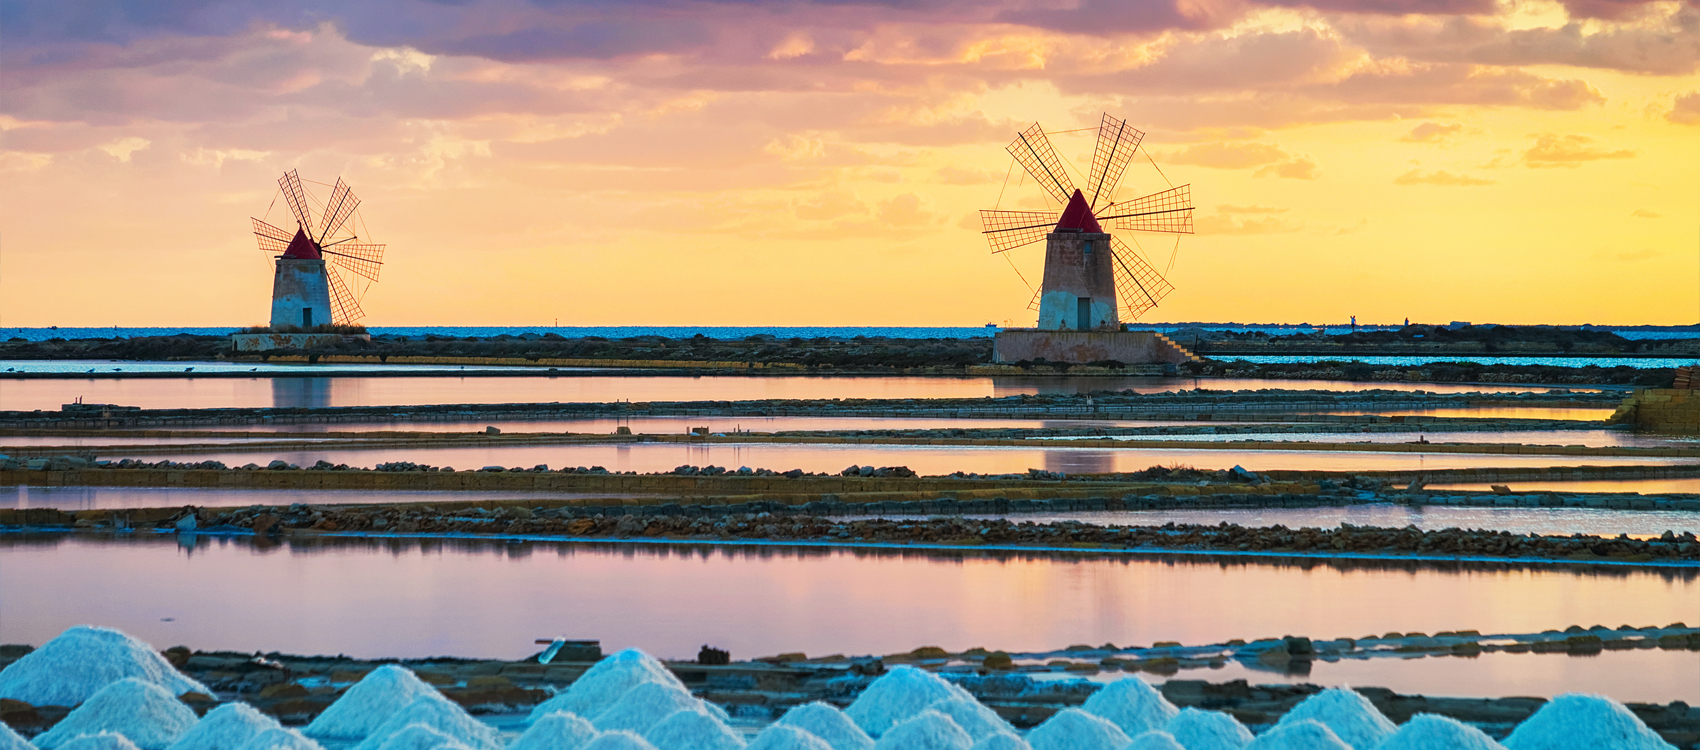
<box><xmin>1054</xmin><ymin>189</ymin><xmax>1102</xmax><ymax>233</ymax></box>
<box><xmin>281</xmin><ymin>227</ymin><xmax>321</xmax><ymax>260</ymax></box>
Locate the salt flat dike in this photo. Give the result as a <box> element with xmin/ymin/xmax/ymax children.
<box><xmin>1</xmin><ymin>626</ymin><xmax>1696</xmax><ymax>750</ymax></box>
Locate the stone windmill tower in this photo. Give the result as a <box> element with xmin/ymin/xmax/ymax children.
<box><xmin>251</xmin><ymin>170</ymin><xmax>385</xmax><ymax>329</ymax></box>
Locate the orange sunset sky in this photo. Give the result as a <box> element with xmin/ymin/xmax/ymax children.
<box><xmin>1</xmin><ymin>0</ymin><xmax>1697</xmax><ymax>328</ymax></box>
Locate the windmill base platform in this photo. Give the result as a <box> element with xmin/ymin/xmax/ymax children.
<box><xmin>992</xmin><ymin>330</ymin><xmax>1201</xmax><ymax>367</ymax></box>
<box><xmin>230</xmin><ymin>333</ymin><xmax>371</xmax><ymax>353</ymax></box>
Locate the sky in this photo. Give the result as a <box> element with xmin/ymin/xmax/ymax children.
<box><xmin>1</xmin><ymin>0</ymin><xmax>1697</xmax><ymax>328</ymax></box>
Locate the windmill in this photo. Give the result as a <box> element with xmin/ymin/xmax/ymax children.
<box><xmin>250</xmin><ymin>170</ymin><xmax>385</xmax><ymax>328</ymax></box>
<box><xmin>980</xmin><ymin>114</ymin><xmax>1192</xmax><ymax>330</ymax></box>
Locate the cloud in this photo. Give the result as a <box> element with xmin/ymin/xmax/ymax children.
<box><xmin>1256</xmin><ymin>157</ymin><xmax>1319</xmax><ymax>179</ymax></box>
<box><xmin>1669</xmin><ymin>92</ymin><xmax>1700</xmax><ymax>125</ymax></box>
<box><xmin>1162</xmin><ymin>142</ymin><xmax>1292</xmax><ymax>169</ymax></box>
<box><xmin>1393</xmin><ymin>169</ymin><xmax>1494</xmax><ymax>185</ymax></box>
<box><xmin>1337</xmin><ymin>9</ymin><xmax>1700</xmax><ymax>76</ymax></box>
<box><xmin>936</xmin><ymin>166</ymin><xmax>1003</xmax><ymax>185</ymax></box>
<box><xmin>1522</xmin><ymin>133</ymin><xmax>1635</xmax><ymax>168</ymax></box>
<box><xmin>875</xmin><ymin>193</ymin><xmax>936</xmax><ymax>227</ymax></box>
<box><xmin>1217</xmin><ymin>204</ymin><xmax>1287</xmax><ymax>214</ymax></box>
<box><xmin>1401</xmin><ymin>122</ymin><xmax>1462</xmax><ymax>142</ymax></box>
<box><xmin>1197</xmin><ymin>208</ymin><xmax>1304</xmax><ymax>234</ymax></box>
<box><xmin>1631</xmin><ymin>209</ymin><xmax>1660</xmax><ymax>218</ymax></box>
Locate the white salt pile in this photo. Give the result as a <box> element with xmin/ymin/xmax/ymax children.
<box><xmin>643</xmin><ymin>708</ymin><xmax>745</xmax><ymax>750</ymax></box>
<box><xmin>1377</xmin><ymin>714</ymin><xmax>1507</xmax><ymax>750</ymax></box>
<box><xmin>845</xmin><ymin>667</ymin><xmax>960</xmax><ymax>737</ymax></box>
<box><xmin>510</xmin><ymin>712</ymin><xmax>601</xmax><ymax>750</ymax></box>
<box><xmin>1245</xmin><ymin>719</ymin><xmax>1353</xmax><ymax>750</ymax></box>
<box><xmin>1501</xmin><ymin>693</ymin><xmax>1675</xmax><ymax>750</ymax></box>
<box><xmin>1272</xmin><ymin>688</ymin><xmax>1395</xmax><ymax>750</ymax></box>
<box><xmin>871</xmin><ymin>710</ymin><xmax>971</xmax><ymax>750</ymax></box>
<box><xmin>0</xmin><ymin>626</ymin><xmax>211</xmax><ymax>707</ymax></box>
<box><xmin>1128</xmin><ymin>731</ymin><xmax>1189</xmax><ymax>750</ymax></box>
<box><xmin>775</xmin><ymin>703</ymin><xmax>874</xmax><ymax>750</ymax></box>
<box><xmin>1023</xmin><ymin>708</ymin><xmax>1130</xmax><ymax>750</ymax></box>
<box><xmin>1081</xmin><ymin>677</ymin><xmax>1179</xmax><ymax>737</ymax></box>
<box><xmin>580</xmin><ymin>734</ymin><xmax>658</xmax><ymax>750</ymax></box>
<box><xmin>1166</xmin><ymin>707</ymin><xmax>1254</xmax><ymax>750</ymax></box>
<box><xmin>925</xmin><ymin>696</ymin><xmax>1013</xmax><ymax>744</ymax></box>
<box><xmin>1</xmin><ymin>719</ymin><xmax>35</xmax><ymax>750</ymax></box>
<box><xmin>351</xmin><ymin>692</ymin><xmax>501</xmax><ymax>750</ymax></box>
<box><xmin>967</xmin><ymin>735</ymin><xmax>1030</xmax><ymax>750</ymax></box>
<box><xmin>56</xmin><ymin>734</ymin><xmax>140</xmax><ymax>750</ymax></box>
<box><xmin>33</xmin><ymin>677</ymin><xmax>199</xmax><ymax>750</ymax></box>
<box><xmin>233</xmin><ymin>728</ymin><xmax>320</xmax><ymax>750</ymax></box>
<box><xmin>527</xmin><ymin>650</ymin><xmax>682</xmax><ymax>724</ymax></box>
<box><xmin>592</xmin><ymin>682</ymin><xmax>706</xmax><ymax>734</ymax></box>
<box><xmin>304</xmin><ymin>665</ymin><xmax>437</xmax><ymax>740</ymax></box>
<box><xmin>166</xmin><ymin>702</ymin><xmax>280</xmax><ymax>750</ymax></box>
<box><xmin>373</xmin><ymin>726</ymin><xmax>472</xmax><ymax>750</ymax></box>
<box><xmin>746</xmin><ymin>726</ymin><xmax>836</xmax><ymax>750</ymax></box>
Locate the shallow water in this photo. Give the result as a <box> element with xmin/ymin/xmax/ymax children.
<box><xmin>1425</xmin><ymin>478</ymin><xmax>1700</xmax><ymax>495</ymax></box>
<box><xmin>114</xmin><ymin>443</ymin><xmax>1698</xmax><ymax>476</ymax></box>
<box><xmin>1229</xmin><ymin>355</ymin><xmax>1683</xmax><ymax>369</ymax></box>
<box><xmin>2</xmin><ymin>534</ymin><xmax>1693</xmax><ymax>703</ymax></box>
<box><xmin>1045</xmin><ymin>430</ymin><xmax>1685</xmax><ymax>449</ymax></box>
<box><xmin>0</xmin><ymin>486</ymin><xmax>654</xmax><ymax>511</ymax></box>
<box><xmin>0</xmin><ymin>435</ymin><xmax>352</xmax><ymax>447</ymax></box>
<box><xmin>0</xmin><ymin>375</ymin><xmax>1593</xmax><ymax>412</ymax></box>
<box><xmin>160</xmin><ymin>417</ymin><xmax>1207</xmax><ymax>434</ymax></box>
<box><xmin>1318</xmin><ymin>408</ymin><xmax>1618</xmax><ymax>421</ymax></box>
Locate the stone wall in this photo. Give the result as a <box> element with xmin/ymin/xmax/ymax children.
<box><xmin>230</xmin><ymin>333</ymin><xmax>371</xmax><ymax>352</ymax></box>
<box><xmin>992</xmin><ymin>329</ymin><xmax>1199</xmax><ymax>365</ymax></box>
<box><xmin>1608</xmin><ymin>387</ymin><xmax>1700</xmax><ymax>433</ymax></box>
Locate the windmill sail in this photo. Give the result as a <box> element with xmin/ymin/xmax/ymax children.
<box><xmin>1109</xmin><ymin>185</ymin><xmax>1194</xmax><ymax>234</ymax></box>
<box><xmin>1108</xmin><ymin>236</ymin><xmax>1174</xmax><ymax>320</ymax></box>
<box><xmin>1085</xmin><ymin>114</ymin><xmax>1145</xmax><ymax>210</ymax></box>
<box><xmin>278</xmin><ymin>170</ymin><xmax>313</xmax><ymax>231</ymax></box>
<box><xmin>1005</xmin><ymin>124</ymin><xmax>1075</xmax><ymax>206</ymax></box>
<box><xmin>251</xmin><ymin>218</ymin><xmax>293</xmax><ymax>254</ymax></box>
<box><xmin>324</xmin><ymin>243</ymin><xmax>385</xmax><ymax>282</ymax></box>
<box><xmin>326</xmin><ymin>267</ymin><xmax>364</xmax><ymax>325</ymax></box>
<box><xmin>979</xmin><ymin>210</ymin><xmax>1059</xmax><ymax>254</ymax></box>
<box><xmin>317</xmin><ymin>179</ymin><xmax>361</xmax><ymax>241</ymax></box>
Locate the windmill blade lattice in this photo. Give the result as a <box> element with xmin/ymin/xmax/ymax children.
<box><xmin>317</xmin><ymin>179</ymin><xmax>361</xmax><ymax>241</ymax></box>
<box><xmin>980</xmin><ymin>209</ymin><xmax>1061</xmax><ymax>254</ymax></box>
<box><xmin>326</xmin><ymin>267</ymin><xmax>364</xmax><ymax>325</ymax></box>
<box><xmin>278</xmin><ymin>170</ymin><xmax>313</xmax><ymax>231</ymax></box>
<box><xmin>1108</xmin><ymin>236</ymin><xmax>1175</xmax><ymax>319</ymax></box>
<box><xmin>1109</xmin><ymin>185</ymin><xmax>1194</xmax><ymax>234</ymax></box>
<box><xmin>252</xmin><ymin>218</ymin><xmax>293</xmax><ymax>255</ymax></box>
<box><xmin>1085</xmin><ymin>114</ymin><xmax>1145</xmax><ymax>210</ymax></box>
<box><xmin>1005</xmin><ymin>124</ymin><xmax>1075</xmax><ymax>206</ymax></box>
<box><xmin>324</xmin><ymin>243</ymin><xmax>385</xmax><ymax>283</ymax></box>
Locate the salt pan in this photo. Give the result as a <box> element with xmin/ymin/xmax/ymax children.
<box><xmin>167</xmin><ymin>703</ymin><xmax>280</xmax><ymax>750</ymax></box>
<box><xmin>580</xmin><ymin>734</ymin><xmax>658</xmax><ymax>750</ymax></box>
<box><xmin>372</xmin><ymin>725</ymin><xmax>471</xmax><ymax>750</ymax></box>
<box><xmin>845</xmin><ymin>667</ymin><xmax>959</xmax><ymax>737</ymax></box>
<box><xmin>1166</xmin><ymin>707</ymin><xmax>1253</xmax><ymax>750</ymax></box>
<box><xmin>1246</xmin><ymin>719</ymin><xmax>1352</xmax><ymax>750</ymax></box>
<box><xmin>304</xmin><ymin>666</ymin><xmax>436</xmax><ymax>740</ymax></box>
<box><xmin>0</xmin><ymin>627</ymin><xmax>210</xmax><ymax>707</ymax></box>
<box><xmin>925</xmin><ymin>696</ymin><xmax>1013</xmax><ymax>743</ymax></box>
<box><xmin>32</xmin><ymin>678</ymin><xmax>198</xmax><ymax>750</ymax></box>
<box><xmin>1377</xmin><ymin>714</ymin><xmax>1506</xmax><ymax>750</ymax></box>
<box><xmin>1272</xmin><ymin>688</ymin><xmax>1395</xmax><ymax>750</ymax></box>
<box><xmin>1128</xmin><ymin>731</ymin><xmax>1188</xmax><ymax>750</ymax></box>
<box><xmin>643</xmin><ymin>709</ymin><xmax>744</xmax><ymax>750</ymax></box>
<box><xmin>510</xmin><ymin>712</ymin><xmax>600</xmax><ymax>750</ymax></box>
<box><xmin>968</xmin><ymin>735</ymin><xmax>1030</xmax><ymax>750</ymax></box>
<box><xmin>233</xmin><ymin>728</ymin><xmax>319</xmax><ymax>750</ymax></box>
<box><xmin>1501</xmin><ymin>693</ymin><xmax>1675</xmax><ymax>750</ymax></box>
<box><xmin>746</xmin><ymin>726</ymin><xmax>835</xmax><ymax>750</ymax></box>
<box><xmin>527</xmin><ymin>650</ymin><xmax>681</xmax><ymax>724</ymax></box>
<box><xmin>350</xmin><ymin>692</ymin><xmax>501</xmax><ymax>750</ymax></box>
<box><xmin>1</xmin><ymin>718</ymin><xmax>34</xmax><ymax>750</ymax></box>
<box><xmin>871</xmin><ymin>710</ymin><xmax>970</xmax><ymax>750</ymax></box>
<box><xmin>56</xmin><ymin>735</ymin><xmax>140</xmax><ymax>750</ymax></box>
<box><xmin>1023</xmin><ymin>708</ymin><xmax>1130</xmax><ymax>750</ymax></box>
<box><xmin>775</xmin><ymin>703</ymin><xmax>873</xmax><ymax>750</ymax></box>
<box><xmin>1081</xmin><ymin>678</ymin><xmax>1178</xmax><ymax>737</ymax></box>
<box><xmin>592</xmin><ymin>682</ymin><xmax>705</xmax><ymax>735</ymax></box>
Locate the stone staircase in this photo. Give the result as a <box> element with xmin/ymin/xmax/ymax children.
<box><xmin>1155</xmin><ymin>332</ymin><xmax>1203</xmax><ymax>362</ymax></box>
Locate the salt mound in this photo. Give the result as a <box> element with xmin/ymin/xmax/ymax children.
<box><xmin>871</xmin><ymin>710</ymin><xmax>971</xmax><ymax>750</ymax></box>
<box><xmin>1501</xmin><ymin>693</ymin><xmax>1674</xmax><ymax>750</ymax></box>
<box><xmin>581</xmin><ymin>734</ymin><xmax>658</xmax><ymax>750</ymax></box>
<box><xmin>593</xmin><ymin>682</ymin><xmax>706</xmax><ymax>735</ymax></box>
<box><xmin>1246</xmin><ymin>719</ymin><xmax>1352</xmax><ymax>750</ymax></box>
<box><xmin>845</xmin><ymin>666</ymin><xmax>960</xmax><ymax>737</ymax></box>
<box><xmin>167</xmin><ymin>702</ymin><xmax>280</xmax><ymax>750</ymax></box>
<box><xmin>305</xmin><ymin>665</ymin><xmax>437</xmax><ymax>740</ymax></box>
<box><xmin>351</xmin><ymin>692</ymin><xmax>501</xmax><ymax>750</ymax></box>
<box><xmin>527</xmin><ymin>649</ymin><xmax>682</xmax><ymax>723</ymax></box>
<box><xmin>926</xmin><ymin>696</ymin><xmax>1013</xmax><ymax>743</ymax></box>
<box><xmin>0</xmin><ymin>626</ymin><xmax>211</xmax><ymax>707</ymax></box>
<box><xmin>233</xmin><ymin>728</ymin><xmax>320</xmax><ymax>750</ymax></box>
<box><xmin>775</xmin><ymin>703</ymin><xmax>873</xmax><ymax>750</ymax></box>
<box><xmin>747</xmin><ymin>727</ymin><xmax>835</xmax><ymax>750</ymax></box>
<box><xmin>1167</xmin><ymin>707</ymin><xmax>1253</xmax><ymax>750</ymax></box>
<box><xmin>1023</xmin><ymin>708</ymin><xmax>1130</xmax><ymax>750</ymax></box>
<box><xmin>1378</xmin><ymin>714</ymin><xmax>1506</xmax><ymax>750</ymax></box>
<box><xmin>643</xmin><ymin>709</ymin><xmax>744</xmax><ymax>750</ymax></box>
<box><xmin>374</xmin><ymin>725</ymin><xmax>473</xmax><ymax>750</ymax></box>
<box><xmin>56</xmin><ymin>735</ymin><xmax>140</xmax><ymax>750</ymax></box>
<box><xmin>511</xmin><ymin>712</ymin><xmax>600</xmax><ymax>750</ymax></box>
<box><xmin>1081</xmin><ymin>677</ymin><xmax>1179</xmax><ymax>737</ymax></box>
<box><xmin>968</xmin><ymin>735</ymin><xmax>1030</xmax><ymax>750</ymax></box>
<box><xmin>1129</xmin><ymin>731</ymin><xmax>1189</xmax><ymax>750</ymax></box>
<box><xmin>1273</xmin><ymin>688</ymin><xmax>1395</xmax><ymax>750</ymax></box>
<box><xmin>33</xmin><ymin>677</ymin><xmax>199</xmax><ymax>750</ymax></box>
<box><xmin>1</xmin><ymin>720</ymin><xmax>34</xmax><ymax>750</ymax></box>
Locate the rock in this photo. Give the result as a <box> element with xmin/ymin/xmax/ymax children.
<box><xmin>174</xmin><ymin>514</ymin><xmax>198</xmax><ymax>532</ymax></box>
<box><xmin>485</xmin><ymin>426</ymin><xmax>501</xmax><ymax>434</ymax></box>
<box><xmin>259</xmin><ymin>683</ymin><xmax>309</xmax><ymax>699</ymax></box>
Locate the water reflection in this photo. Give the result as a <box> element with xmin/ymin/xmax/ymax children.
<box><xmin>272</xmin><ymin>378</ymin><xmax>336</xmax><ymax>409</ymax></box>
